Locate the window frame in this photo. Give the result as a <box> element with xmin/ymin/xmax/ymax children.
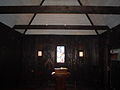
<box><xmin>55</xmin><ymin>45</ymin><xmax>66</xmax><ymax>66</ymax></box>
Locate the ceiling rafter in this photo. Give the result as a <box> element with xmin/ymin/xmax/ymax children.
<box><xmin>77</xmin><ymin>0</ymin><xmax>99</xmax><ymax>35</ymax></box>
<box><xmin>0</xmin><ymin>6</ymin><xmax>119</xmax><ymax>14</ymax></box>
<box><xmin>13</xmin><ymin>25</ymin><xmax>109</xmax><ymax>30</ymax></box>
<box><xmin>111</xmin><ymin>24</ymin><xmax>120</xmax><ymax>30</ymax></box>
<box><xmin>23</xmin><ymin>0</ymin><xmax>46</xmax><ymax>34</ymax></box>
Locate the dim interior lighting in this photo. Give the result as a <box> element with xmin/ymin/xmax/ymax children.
<box><xmin>31</xmin><ymin>69</ymin><xmax>34</xmax><ymax>72</ymax></box>
<box><xmin>51</xmin><ymin>72</ymin><xmax>55</xmax><ymax>75</ymax></box>
<box><xmin>79</xmin><ymin>51</ymin><xmax>84</xmax><ymax>57</ymax></box>
<box><xmin>38</xmin><ymin>51</ymin><xmax>42</xmax><ymax>56</ymax></box>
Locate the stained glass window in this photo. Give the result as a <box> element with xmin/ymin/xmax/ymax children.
<box><xmin>57</xmin><ymin>46</ymin><xmax>65</xmax><ymax>63</ymax></box>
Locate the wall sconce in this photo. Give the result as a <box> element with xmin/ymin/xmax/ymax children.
<box><xmin>79</xmin><ymin>50</ymin><xmax>84</xmax><ymax>57</ymax></box>
<box><xmin>38</xmin><ymin>51</ymin><xmax>42</xmax><ymax>56</ymax></box>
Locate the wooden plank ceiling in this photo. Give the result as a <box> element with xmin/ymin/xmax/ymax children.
<box><xmin>0</xmin><ymin>0</ymin><xmax>120</xmax><ymax>35</ymax></box>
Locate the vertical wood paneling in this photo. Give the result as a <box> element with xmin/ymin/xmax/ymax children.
<box><xmin>22</xmin><ymin>35</ymin><xmax>101</xmax><ymax>86</ymax></box>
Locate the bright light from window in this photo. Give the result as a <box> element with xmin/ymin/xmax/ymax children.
<box><xmin>57</xmin><ymin>46</ymin><xmax>65</xmax><ymax>63</ymax></box>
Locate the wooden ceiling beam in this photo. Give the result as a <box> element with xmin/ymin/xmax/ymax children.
<box><xmin>0</xmin><ymin>6</ymin><xmax>120</xmax><ymax>14</ymax></box>
<box><xmin>111</xmin><ymin>24</ymin><xmax>120</xmax><ymax>30</ymax></box>
<box><xmin>13</xmin><ymin>25</ymin><xmax>109</xmax><ymax>30</ymax></box>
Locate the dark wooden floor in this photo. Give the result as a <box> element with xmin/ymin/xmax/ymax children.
<box><xmin>2</xmin><ymin>83</ymin><xmax>109</xmax><ymax>90</ymax></box>
<box><xmin>0</xmin><ymin>78</ymin><xmax>117</xmax><ymax>90</ymax></box>
<box><xmin>0</xmin><ymin>81</ymin><xmax>113</xmax><ymax>90</ymax></box>
<box><xmin>3</xmin><ymin>87</ymin><xmax>113</xmax><ymax>90</ymax></box>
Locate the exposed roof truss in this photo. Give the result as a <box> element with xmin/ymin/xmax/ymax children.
<box><xmin>0</xmin><ymin>6</ymin><xmax>119</xmax><ymax>14</ymax></box>
<box><xmin>13</xmin><ymin>25</ymin><xmax>109</xmax><ymax>30</ymax></box>
<box><xmin>0</xmin><ymin>0</ymin><xmax>120</xmax><ymax>35</ymax></box>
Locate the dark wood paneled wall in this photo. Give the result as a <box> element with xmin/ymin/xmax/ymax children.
<box><xmin>1</xmin><ymin>22</ymin><xmax>118</xmax><ymax>88</ymax></box>
<box><xmin>101</xmin><ymin>29</ymin><xmax>120</xmax><ymax>88</ymax></box>
<box><xmin>106</xmin><ymin>28</ymin><xmax>120</xmax><ymax>88</ymax></box>
<box><xmin>22</xmin><ymin>35</ymin><xmax>102</xmax><ymax>87</ymax></box>
<box><xmin>0</xmin><ymin>22</ymin><xmax>22</xmax><ymax>88</ymax></box>
<box><xmin>0</xmin><ymin>21</ymin><xmax>108</xmax><ymax>87</ymax></box>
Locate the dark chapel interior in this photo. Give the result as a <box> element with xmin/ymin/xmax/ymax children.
<box><xmin>0</xmin><ymin>0</ymin><xmax>120</xmax><ymax>90</ymax></box>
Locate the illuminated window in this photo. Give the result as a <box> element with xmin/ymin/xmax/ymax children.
<box><xmin>57</xmin><ymin>46</ymin><xmax>65</xmax><ymax>63</ymax></box>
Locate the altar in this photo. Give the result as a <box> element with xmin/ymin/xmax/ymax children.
<box><xmin>52</xmin><ymin>67</ymin><xmax>70</xmax><ymax>90</ymax></box>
